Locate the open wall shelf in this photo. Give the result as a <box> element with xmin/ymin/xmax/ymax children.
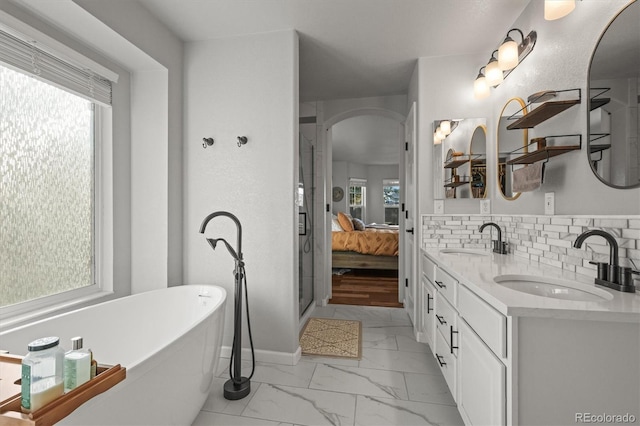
<box><xmin>507</xmin><ymin>99</ymin><xmax>580</xmax><ymax>130</ymax></box>
<box><xmin>506</xmin><ymin>134</ymin><xmax>582</xmax><ymax>165</ymax></box>
<box><xmin>444</xmin><ymin>176</ymin><xmax>471</xmax><ymax>188</ymax></box>
<box><xmin>506</xmin><ymin>88</ymin><xmax>581</xmax><ymax>130</ymax></box>
<box><xmin>507</xmin><ymin>145</ymin><xmax>581</xmax><ymax>165</ymax></box>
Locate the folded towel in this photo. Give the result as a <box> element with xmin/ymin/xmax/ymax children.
<box><xmin>512</xmin><ymin>162</ymin><xmax>545</xmax><ymax>192</ymax></box>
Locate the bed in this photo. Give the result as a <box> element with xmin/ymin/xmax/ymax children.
<box><xmin>332</xmin><ymin>225</ymin><xmax>399</xmax><ymax>270</ymax></box>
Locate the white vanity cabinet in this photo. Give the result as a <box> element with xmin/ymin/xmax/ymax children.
<box><xmin>421</xmin><ymin>251</ymin><xmax>507</xmax><ymax>425</ymax></box>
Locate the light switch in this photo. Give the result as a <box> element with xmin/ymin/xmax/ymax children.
<box><xmin>434</xmin><ymin>199</ymin><xmax>444</xmax><ymax>214</ymax></box>
<box><xmin>480</xmin><ymin>199</ymin><xmax>491</xmax><ymax>215</ymax></box>
<box><xmin>545</xmin><ymin>192</ymin><xmax>555</xmax><ymax>215</ymax></box>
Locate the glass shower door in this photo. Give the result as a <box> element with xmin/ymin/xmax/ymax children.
<box><xmin>299</xmin><ymin>133</ymin><xmax>314</xmax><ymax>316</ymax></box>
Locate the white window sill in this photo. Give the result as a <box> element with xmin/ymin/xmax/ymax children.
<box><xmin>0</xmin><ymin>291</ymin><xmax>115</xmax><ymax>333</ymax></box>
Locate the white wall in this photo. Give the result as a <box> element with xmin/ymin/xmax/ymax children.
<box><xmin>416</xmin><ymin>0</ymin><xmax>640</xmax><ymax>217</ymax></box>
<box><xmin>184</xmin><ymin>30</ymin><xmax>299</xmax><ymax>359</ymax></box>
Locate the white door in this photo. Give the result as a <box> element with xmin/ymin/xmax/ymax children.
<box><xmin>403</xmin><ymin>102</ymin><xmax>417</xmax><ymax>323</ymax></box>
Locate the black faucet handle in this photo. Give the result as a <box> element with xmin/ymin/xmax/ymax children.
<box><xmin>589</xmin><ymin>261</ymin><xmax>609</xmax><ymax>281</ymax></box>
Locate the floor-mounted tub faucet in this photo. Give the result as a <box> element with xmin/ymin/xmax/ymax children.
<box><xmin>573</xmin><ymin>229</ymin><xmax>637</xmax><ymax>293</ymax></box>
<box><xmin>479</xmin><ymin>222</ymin><xmax>508</xmax><ymax>254</ymax></box>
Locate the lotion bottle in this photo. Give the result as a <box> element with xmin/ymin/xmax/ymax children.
<box><xmin>64</xmin><ymin>337</ymin><xmax>91</xmax><ymax>392</ymax></box>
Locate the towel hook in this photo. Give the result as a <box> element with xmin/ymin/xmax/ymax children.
<box><xmin>202</xmin><ymin>137</ymin><xmax>214</xmax><ymax>148</ymax></box>
<box><xmin>237</xmin><ymin>136</ymin><xmax>248</xmax><ymax>147</ymax></box>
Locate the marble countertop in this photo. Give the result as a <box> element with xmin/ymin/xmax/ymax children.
<box><xmin>422</xmin><ymin>248</ymin><xmax>640</xmax><ymax>322</ymax></box>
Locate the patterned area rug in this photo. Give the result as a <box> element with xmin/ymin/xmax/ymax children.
<box><xmin>300</xmin><ymin>318</ymin><xmax>362</xmax><ymax>359</ymax></box>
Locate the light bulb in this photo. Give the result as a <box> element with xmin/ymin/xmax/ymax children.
<box><xmin>498</xmin><ymin>37</ymin><xmax>519</xmax><ymax>71</ymax></box>
<box><xmin>433</xmin><ymin>132</ymin><xmax>442</xmax><ymax>145</ymax></box>
<box><xmin>440</xmin><ymin>120</ymin><xmax>451</xmax><ymax>135</ymax></box>
<box><xmin>485</xmin><ymin>57</ymin><xmax>504</xmax><ymax>87</ymax></box>
<box><xmin>474</xmin><ymin>75</ymin><xmax>490</xmax><ymax>99</ymax></box>
<box><xmin>436</xmin><ymin>128</ymin><xmax>445</xmax><ymax>140</ymax></box>
<box><xmin>544</xmin><ymin>0</ymin><xmax>575</xmax><ymax>20</ymax></box>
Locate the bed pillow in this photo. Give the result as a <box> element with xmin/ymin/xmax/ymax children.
<box><xmin>331</xmin><ymin>214</ymin><xmax>344</xmax><ymax>231</ymax></box>
<box><xmin>352</xmin><ymin>217</ymin><xmax>366</xmax><ymax>231</ymax></box>
<box><xmin>337</xmin><ymin>212</ymin><xmax>354</xmax><ymax>232</ymax></box>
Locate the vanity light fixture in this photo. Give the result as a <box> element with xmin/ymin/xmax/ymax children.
<box><xmin>473</xmin><ymin>29</ymin><xmax>536</xmax><ymax>98</ymax></box>
<box><xmin>544</xmin><ymin>0</ymin><xmax>575</xmax><ymax>20</ymax></box>
<box><xmin>473</xmin><ymin>67</ymin><xmax>490</xmax><ymax>99</ymax></box>
<box><xmin>498</xmin><ymin>29</ymin><xmax>524</xmax><ymax>71</ymax></box>
<box><xmin>485</xmin><ymin>50</ymin><xmax>504</xmax><ymax>87</ymax></box>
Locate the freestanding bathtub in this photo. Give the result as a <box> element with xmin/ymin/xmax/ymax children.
<box><xmin>0</xmin><ymin>284</ymin><xmax>226</xmax><ymax>426</ymax></box>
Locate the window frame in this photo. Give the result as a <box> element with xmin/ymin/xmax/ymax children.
<box><xmin>383</xmin><ymin>178</ymin><xmax>400</xmax><ymax>225</ymax></box>
<box><xmin>0</xmin><ymin>71</ymin><xmax>112</xmax><ymax>329</ymax></box>
<box><xmin>348</xmin><ymin>178</ymin><xmax>367</xmax><ymax>222</ymax></box>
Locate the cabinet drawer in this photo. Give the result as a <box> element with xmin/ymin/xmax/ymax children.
<box><xmin>421</xmin><ymin>254</ymin><xmax>436</xmax><ymax>283</ymax></box>
<box><xmin>435</xmin><ymin>293</ymin><xmax>458</xmax><ymax>355</ymax></box>
<box><xmin>435</xmin><ymin>328</ymin><xmax>457</xmax><ymax>400</ymax></box>
<box><xmin>458</xmin><ymin>284</ymin><xmax>507</xmax><ymax>358</ymax></box>
<box><xmin>434</xmin><ymin>267</ymin><xmax>457</xmax><ymax>305</ymax></box>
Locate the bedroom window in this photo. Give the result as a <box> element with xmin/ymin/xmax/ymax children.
<box><xmin>0</xmin><ymin>26</ymin><xmax>113</xmax><ymax>312</ymax></box>
<box><xmin>349</xmin><ymin>178</ymin><xmax>366</xmax><ymax>221</ymax></box>
<box><xmin>383</xmin><ymin>179</ymin><xmax>400</xmax><ymax>225</ymax></box>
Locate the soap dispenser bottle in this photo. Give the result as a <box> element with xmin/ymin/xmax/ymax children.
<box><xmin>64</xmin><ymin>336</ymin><xmax>91</xmax><ymax>392</ymax></box>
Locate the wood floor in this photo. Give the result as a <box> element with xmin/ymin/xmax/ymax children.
<box><xmin>330</xmin><ymin>269</ymin><xmax>403</xmax><ymax>308</ymax></box>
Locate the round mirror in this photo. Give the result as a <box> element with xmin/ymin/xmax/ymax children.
<box><xmin>497</xmin><ymin>98</ymin><xmax>528</xmax><ymax>200</ymax></box>
<box><xmin>469</xmin><ymin>125</ymin><xmax>487</xmax><ymax>198</ymax></box>
<box><xmin>588</xmin><ymin>1</ymin><xmax>640</xmax><ymax>189</ymax></box>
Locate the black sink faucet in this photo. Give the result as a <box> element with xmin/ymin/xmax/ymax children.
<box><xmin>479</xmin><ymin>222</ymin><xmax>508</xmax><ymax>254</ymax></box>
<box><xmin>573</xmin><ymin>229</ymin><xmax>637</xmax><ymax>293</ymax></box>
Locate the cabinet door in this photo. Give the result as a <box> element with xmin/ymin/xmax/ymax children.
<box><xmin>422</xmin><ymin>278</ymin><xmax>436</xmax><ymax>353</ymax></box>
<box><xmin>458</xmin><ymin>319</ymin><xmax>505</xmax><ymax>426</ymax></box>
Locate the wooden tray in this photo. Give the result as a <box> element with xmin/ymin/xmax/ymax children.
<box><xmin>0</xmin><ymin>354</ymin><xmax>125</xmax><ymax>426</ymax></box>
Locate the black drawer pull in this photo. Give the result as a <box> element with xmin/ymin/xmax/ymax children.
<box><xmin>436</xmin><ymin>354</ymin><xmax>447</xmax><ymax>367</ymax></box>
<box><xmin>450</xmin><ymin>326</ymin><xmax>459</xmax><ymax>354</ymax></box>
<box><xmin>436</xmin><ymin>314</ymin><xmax>446</xmax><ymax>325</ymax></box>
<box><xmin>435</xmin><ymin>280</ymin><xmax>446</xmax><ymax>289</ymax></box>
<box><xmin>427</xmin><ymin>294</ymin><xmax>433</xmax><ymax>314</ymax></box>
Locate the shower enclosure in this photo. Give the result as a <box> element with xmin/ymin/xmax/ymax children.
<box><xmin>298</xmin><ymin>133</ymin><xmax>314</xmax><ymax>315</ymax></box>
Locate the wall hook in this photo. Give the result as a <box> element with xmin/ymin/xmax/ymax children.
<box><xmin>202</xmin><ymin>137</ymin><xmax>214</xmax><ymax>148</ymax></box>
<box><xmin>237</xmin><ymin>136</ymin><xmax>248</xmax><ymax>147</ymax></box>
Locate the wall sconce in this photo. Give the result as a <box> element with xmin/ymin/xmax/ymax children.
<box><xmin>544</xmin><ymin>0</ymin><xmax>575</xmax><ymax>20</ymax></box>
<box><xmin>473</xmin><ymin>28</ymin><xmax>537</xmax><ymax>98</ymax></box>
<box><xmin>473</xmin><ymin>67</ymin><xmax>490</xmax><ymax>99</ymax></box>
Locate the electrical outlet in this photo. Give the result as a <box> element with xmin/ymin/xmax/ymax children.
<box><xmin>545</xmin><ymin>192</ymin><xmax>555</xmax><ymax>215</ymax></box>
<box><xmin>434</xmin><ymin>199</ymin><xmax>444</xmax><ymax>214</ymax></box>
<box><xmin>480</xmin><ymin>199</ymin><xmax>491</xmax><ymax>215</ymax></box>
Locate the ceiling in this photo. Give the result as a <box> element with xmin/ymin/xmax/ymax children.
<box><xmin>136</xmin><ymin>0</ymin><xmax>530</xmax><ymax>102</ymax></box>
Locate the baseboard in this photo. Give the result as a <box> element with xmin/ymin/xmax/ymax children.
<box><xmin>415</xmin><ymin>331</ymin><xmax>426</xmax><ymax>344</ymax></box>
<box><xmin>220</xmin><ymin>345</ymin><xmax>302</xmax><ymax>366</ymax></box>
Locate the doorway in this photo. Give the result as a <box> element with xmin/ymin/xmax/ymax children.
<box><xmin>325</xmin><ymin>111</ymin><xmax>406</xmax><ymax>308</ymax></box>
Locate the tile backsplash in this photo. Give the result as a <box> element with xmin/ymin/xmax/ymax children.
<box><xmin>421</xmin><ymin>214</ymin><xmax>640</xmax><ymax>285</ymax></box>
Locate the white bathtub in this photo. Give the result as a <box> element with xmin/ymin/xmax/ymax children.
<box><xmin>0</xmin><ymin>285</ymin><xmax>226</xmax><ymax>426</ymax></box>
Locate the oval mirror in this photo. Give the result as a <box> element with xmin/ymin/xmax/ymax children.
<box><xmin>469</xmin><ymin>125</ymin><xmax>487</xmax><ymax>198</ymax></box>
<box><xmin>588</xmin><ymin>1</ymin><xmax>640</xmax><ymax>189</ymax></box>
<box><xmin>497</xmin><ymin>98</ymin><xmax>528</xmax><ymax>200</ymax></box>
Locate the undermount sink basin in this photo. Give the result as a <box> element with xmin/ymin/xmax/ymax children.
<box><xmin>494</xmin><ymin>274</ymin><xmax>614</xmax><ymax>302</ymax></box>
<box><xmin>439</xmin><ymin>248</ymin><xmax>489</xmax><ymax>257</ymax></box>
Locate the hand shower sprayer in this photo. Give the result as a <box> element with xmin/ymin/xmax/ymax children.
<box><xmin>200</xmin><ymin>211</ymin><xmax>254</xmax><ymax>400</ymax></box>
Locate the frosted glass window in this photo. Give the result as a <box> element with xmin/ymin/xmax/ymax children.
<box><xmin>1</xmin><ymin>64</ymin><xmax>94</xmax><ymax>307</ymax></box>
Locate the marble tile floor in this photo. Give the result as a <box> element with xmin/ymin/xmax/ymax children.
<box><xmin>193</xmin><ymin>304</ymin><xmax>464</xmax><ymax>426</ymax></box>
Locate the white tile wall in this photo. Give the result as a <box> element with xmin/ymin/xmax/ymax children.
<box><xmin>422</xmin><ymin>214</ymin><xmax>640</xmax><ymax>284</ymax></box>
